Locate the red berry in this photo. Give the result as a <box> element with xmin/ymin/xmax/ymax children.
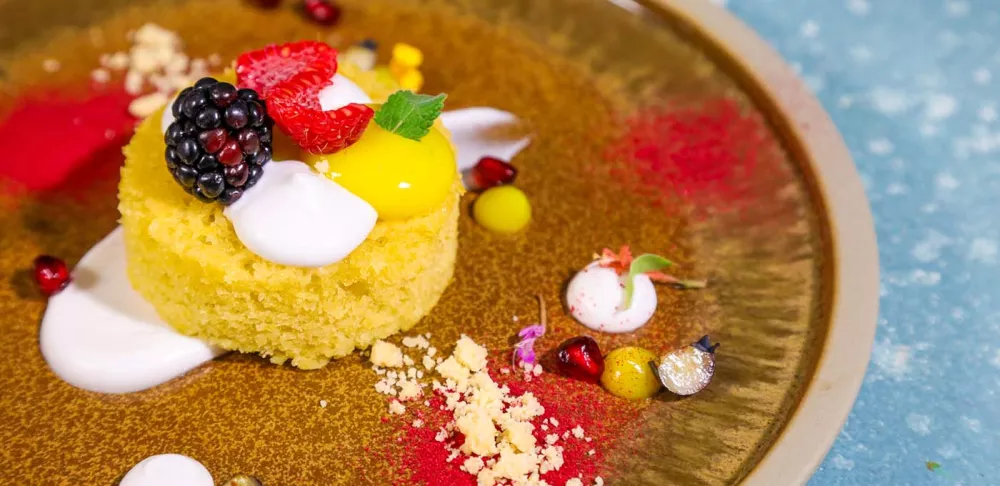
<box><xmin>556</xmin><ymin>336</ymin><xmax>605</xmax><ymax>383</ymax></box>
<box><xmin>198</xmin><ymin>127</ymin><xmax>228</xmax><ymax>153</ymax></box>
<box><xmin>268</xmin><ymin>68</ymin><xmax>373</xmax><ymax>153</ymax></box>
<box><xmin>33</xmin><ymin>255</ymin><xmax>70</xmax><ymax>296</ymax></box>
<box><xmin>303</xmin><ymin>0</ymin><xmax>342</xmax><ymax>26</ymax></box>
<box><xmin>235</xmin><ymin>40</ymin><xmax>338</xmax><ymax>96</ymax></box>
<box><xmin>218</xmin><ymin>140</ymin><xmax>244</xmax><ymax>166</ymax></box>
<box><xmin>470</xmin><ymin>156</ymin><xmax>517</xmax><ymax>190</ymax></box>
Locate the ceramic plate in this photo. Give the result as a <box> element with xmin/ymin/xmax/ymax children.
<box><xmin>0</xmin><ymin>0</ymin><xmax>877</xmax><ymax>484</ymax></box>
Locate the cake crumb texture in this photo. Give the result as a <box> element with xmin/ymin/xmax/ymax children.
<box><xmin>119</xmin><ymin>112</ymin><xmax>460</xmax><ymax>370</ymax></box>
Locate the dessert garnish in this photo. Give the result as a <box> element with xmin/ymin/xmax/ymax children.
<box><xmin>653</xmin><ymin>335</ymin><xmax>718</xmax><ymax>396</ymax></box>
<box><xmin>566</xmin><ymin>246</ymin><xmax>705</xmax><ymax>333</ymax></box>
<box><xmin>302</xmin><ymin>0</ymin><xmax>342</xmax><ymax>26</ymax></box>
<box><xmin>555</xmin><ymin>336</ymin><xmax>605</xmax><ymax>384</ymax></box>
<box><xmin>237</xmin><ymin>40</ymin><xmax>373</xmax><ymax>154</ymax></box>
<box><xmin>373</xmin><ymin>90</ymin><xmax>446</xmax><ymax>141</ymax></box>
<box><xmin>120</xmin><ymin>453</ymin><xmax>213</xmax><ymax>486</ymax></box>
<box><xmin>340</xmin><ymin>39</ymin><xmax>378</xmax><ymax>71</ymax></box>
<box><xmin>236</xmin><ymin>40</ymin><xmax>338</xmax><ymax>94</ymax></box>
<box><xmin>596</xmin><ymin>246</ymin><xmax>707</xmax><ymax>309</ymax></box>
<box><xmin>473</xmin><ymin>185</ymin><xmax>532</xmax><ymax>234</ymax></box>
<box><xmin>164</xmin><ymin>78</ymin><xmax>273</xmax><ymax>204</ymax></box>
<box><xmin>512</xmin><ymin>295</ymin><xmax>547</xmax><ymax>366</ymax></box>
<box><xmin>389</xmin><ymin>42</ymin><xmax>425</xmax><ymax>91</ymax></box>
<box><xmin>600</xmin><ymin>346</ymin><xmax>661</xmax><ymax>400</ymax></box>
<box><xmin>226</xmin><ymin>474</ymin><xmax>264</xmax><ymax>486</ymax></box>
<box><xmin>463</xmin><ymin>155</ymin><xmax>518</xmax><ymax>191</ymax></box>
<box><xmin>438</xmin><ymin>107</ymin><xmax>532</xmax><ymax>172</ymax></box>
<box><xmin>32</xmin><ymin>255</ymin><xmax>70</xmax><ymax>296</ymax></box>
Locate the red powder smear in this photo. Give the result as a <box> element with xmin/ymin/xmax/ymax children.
<box><xmin>0</xmin><ymin>88</ymin><xmax>135</xmax><ymax>194</ymax></box>
<box><xmin>605</xmin><ymin>98</ymin><xmax>772</xmax><ymax>215</ymax></box>
<box><xmin>384</xmin><ymin>368</ymin><xmax>643</xmax><ymax>485</ymax></box>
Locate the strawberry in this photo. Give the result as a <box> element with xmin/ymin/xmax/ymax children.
<box><xmin>235</xmin><ymin>40</ymin><xmax>338</xmax><ymax>95</ymax></box>
<box><xmin>267</xmin><ymin>68</ymin><xmax>374</xmax><ymax>154</ymax></box>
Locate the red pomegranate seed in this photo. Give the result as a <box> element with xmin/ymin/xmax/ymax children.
<box><xmin>469</xmin><ymin>156</ymin><xmax>517</xmax><ymax>191</ymax></box>
<box><xmin>303</xmin><ymin>0</ymin><xmax>342</xmax><ymax>26</ymax></box>
<box><xmin>218</xmin><ymin>140</ymin><xmax>244</xmax><ymax>166</ymax></box>
<box><xmin>198</xmin><ymin>128</ymin><xmax>228</xmax><ymax>154</ymax></box>
<box><xmin>33</xmin><ymin>255</ymin><xmax>71</xmax><ymax>296</ymax></box>
<box><xmin>556</xmin><ymin>336</ymin><xmax>605</xmax><ymax>383</ymax></box>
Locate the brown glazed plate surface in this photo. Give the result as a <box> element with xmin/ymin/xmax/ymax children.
<box><xmin>0</xmin><ymin>0</ymin><xmax>877</xmax><ymax>484</ymax></box>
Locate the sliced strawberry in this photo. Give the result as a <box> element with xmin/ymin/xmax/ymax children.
<box><xmin>235</xmin><ymin>40</ymin><xmax>338</xmax><ymax>95</ymax></box>
<box><xmin>268</xmin><ymin>68</ymin><xmax>374</xmax><ymax>154</ymax></box>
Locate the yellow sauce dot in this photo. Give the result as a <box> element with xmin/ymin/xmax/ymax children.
<box><xmin>600</xmin><ymin>347</ymin><xmax>662</xmax><ymax>400</ymax></box>
<box><xmin>473</xmin><ymin>186</ymin><xmax>531</xmax><ymax>234</ymax></box>
<box><xmin>397</xmin><ymin>69</ymin><xmax>424</xmax><ymax>92</ymax></box>
<box><xmin>305</xmin><ymin>123</ymin><xmax>456</xmax><ymax>220</ymax></box>
<box><xmin>391</xmin><ymin>43</ymin><xmax>424</xmax><ymax>72</ymax></box>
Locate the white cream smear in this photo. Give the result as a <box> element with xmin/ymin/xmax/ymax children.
<box><xmin>39</xmin><ymin>228</ymin><xmax>224</xmax><ymax>394</ymax></box>
<box><xmin>224</xmin><ymin>160</ymin><xmax>377</xmax><ymax>267</ymax></box>
<box><xmin>120</xmin><ymin>454</ymin><xmax>214</xmax><ymax>486</ymax></box>
<box><xmin>565</xmin><ymin>262</ymin><xmax>657</xmax><ymax>333</ymax></box>
<box><xmin>439</xmin><ymin>107</ymin><xmax>532</xmax><ymax>172</ymax></box>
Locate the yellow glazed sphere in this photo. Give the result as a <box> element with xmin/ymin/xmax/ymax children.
<box><xmin>472</xmin><ymin>185</ymin><xmax>532</xmax><ymax>234</ymax></box>
<box><xmin>600</xmin><ymin>346</ymin><xmax>662</xmax><ymax>400</ymax></box>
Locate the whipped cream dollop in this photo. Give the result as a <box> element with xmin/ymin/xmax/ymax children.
<box><xmin>120</xmin><ymin>454</ymin><xmax>213</xmax><ymax>486</ymax></box>
<box><xmin>39</xmin><ymin>228</ymin><xmax>224</xmax><ymax>394</ymax></box>
<box><xmin>565</xmin><ymin>262</ymin><xmax>657</xmax><ymax>333</ymax></box>
<box><xmin>439</xmin><ymin>107</ymin><xmax>532</xmax><ymax>172</ymax></box>
<box><xmin>224</xmin><ymin>160</ymin><xmax>377</xmax><ymax>267</ymax></box>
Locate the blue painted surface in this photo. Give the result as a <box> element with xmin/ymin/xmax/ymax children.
<box><xmin>717</xmin><ymin>0</ymin><xmax>1000</xmax><ymax>484</ymax></box>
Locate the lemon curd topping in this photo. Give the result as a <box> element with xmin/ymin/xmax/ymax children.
<box><xmin>305</xmin><ymin>122</ymin><xmax>457</xmax><ymax>220</ymax></box>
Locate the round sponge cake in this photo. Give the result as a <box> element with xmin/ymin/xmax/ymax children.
<box><xmin>118</xmin><ymin>113</ymin><xmax>460</xmax><ymax>370</ymax></box>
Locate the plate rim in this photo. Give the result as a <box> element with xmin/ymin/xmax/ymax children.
<box><xmin>627</xmin><ymin>0</ymin><xmax>880</xmax><ymax>483</ymax></box>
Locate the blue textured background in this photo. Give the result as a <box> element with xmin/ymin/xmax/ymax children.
<box><xmin>716</xmin><ymin>0</ymin><xmax>1000</xmax><ymax>484</ymax></box>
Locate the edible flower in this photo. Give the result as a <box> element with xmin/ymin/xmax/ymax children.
<box><xmin>596</xmin><ymin>245</ymin><xmax>707</xmax><ymax>309</ymax></box>
<box><xmin>512</xmin><ymin>295</ymin><xmax>547</xmax><ymax>366</ymax></box>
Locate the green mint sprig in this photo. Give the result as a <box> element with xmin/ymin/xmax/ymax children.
<box><xmin>373</xmin><ymin>90</ymin><xmax>447</xmax><ymax>141</ymax></box>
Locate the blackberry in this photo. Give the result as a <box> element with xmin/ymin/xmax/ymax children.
<box><xmin>164</xmin><ymin>77</ymin><xmax>273</xmax><ymax>205</ymax></box>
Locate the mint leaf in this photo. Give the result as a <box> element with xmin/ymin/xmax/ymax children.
<box><xmin>374</xmin><ymin>90</ymin><xmax>446</xmax><ymax>141</ymax></box>
<box><xmin>623</xmin><ymin>254</ymin><xmax>673</xmax><ymax>309</ymax></box>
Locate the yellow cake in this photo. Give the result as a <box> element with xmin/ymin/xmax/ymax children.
<box><xmin>118</xmin><ymin>69</ymin><xmax>460</xmax><ymax>370</ymax></box>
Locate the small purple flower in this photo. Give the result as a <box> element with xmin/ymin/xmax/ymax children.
<box><xmin>512</xmin><ymin>296</ymin><xmax>548</xmax><ymax>366</ymax></box>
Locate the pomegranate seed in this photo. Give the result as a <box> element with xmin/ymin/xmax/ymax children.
<box><xmin>468</xmin><ymin>156</ymin><xmax>517</xmax><ymax>191</ymax></box>
<box><xmin>303</xmin><ymin>0</ymin><xmax>342</xmax><ymax>26</ymax></box>
<box><xmin>555</xmin><ymin>336</ymin><xmax>605</xmax><ymax>383</ymax></box>
<box><xmin>198</xmin><ymin>127</ymin><xmax>228</xmax><ymax>153</ymax></box>
<box><xmin>33</xmin><ymin>255</ymin><xmax>71</xmax><ymax>296</ymax></box>
<box><xmin>218</xmin><ymin>140</ymin><xmax>244</xmax><ymax>166</ymax></box>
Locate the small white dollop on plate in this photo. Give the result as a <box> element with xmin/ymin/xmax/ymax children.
<box><xmin>39</xmin><ymin>228</ymin><xmax>224</xmax><ymax>394</ymax></box>
<box><xmin>119</xmin><ymin>454</ymin><xmax>214</xmax><ymax>486</ymax></box>
<box><xmin>565</xmin><ymin>262</ymin><xmax>657</xmax><ymax>333</ymax></box>
<box><xmin>224</xmin><ymin>160</ymin><xmax>377</xmax><ymax>267</ymax></box>
<box><xmin>439</xmin><ymin>107</ymin><xmax>531</xmax><ymax>172</ymax></box>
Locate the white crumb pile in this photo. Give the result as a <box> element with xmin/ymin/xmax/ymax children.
<box><xmin>91</xmin><ymin>23</ymin><xmax>221</xmax><ymax>118</ymax></box>
<box><xmin>369</xmin><ymin>335</ymin><xmax>603</xmax><ymax>486</ymax></box>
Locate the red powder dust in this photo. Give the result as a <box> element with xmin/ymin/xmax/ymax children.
<box><xmin>0</xmin><ymin>88</ymin><xmax>135</xmax><ymax>195</ymax></box>
<box><xmin>379</xmin><ymin>368</ymin><xmax>643</xmax><ymax>485</ymax></box>
<box><xmin>604</xmin><ymin>98</ymin><xmax>774</xmax><ymax>215</ymax></box>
